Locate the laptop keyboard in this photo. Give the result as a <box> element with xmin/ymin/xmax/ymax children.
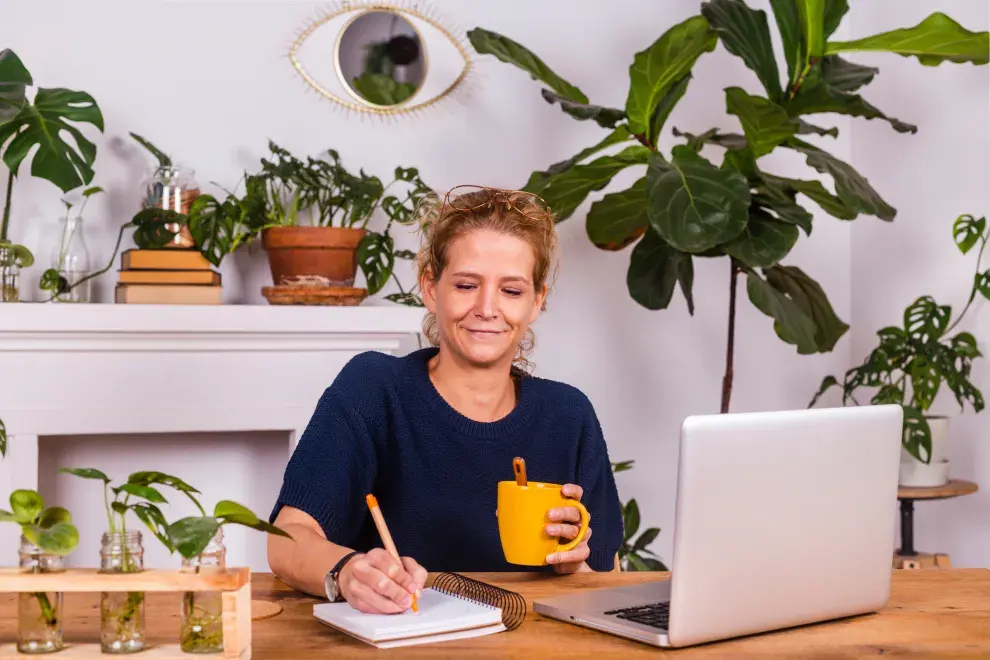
<box><xmin>604</xmin><ymin>601</ymin><xmax>670</xmax><ymax>630</ymax></box>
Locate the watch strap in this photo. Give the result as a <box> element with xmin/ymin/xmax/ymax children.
<box><xmin>328</xmin><ymin>550</ymin><xmax>360</xmax><ymax>602</ymax></box>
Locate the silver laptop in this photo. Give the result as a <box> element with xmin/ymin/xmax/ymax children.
<box><xmin>534</xmin><ymin>404</ymin><xmax>903</xmax><ymax>648</ymax></box>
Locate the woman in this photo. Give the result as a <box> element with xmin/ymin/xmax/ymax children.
<box><xmin>267</xmin><ymin>185</ymin><xmax>624</xmax><ymax>614</ymax></box>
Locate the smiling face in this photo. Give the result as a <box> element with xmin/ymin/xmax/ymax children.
<box><xmin>422</xmin><ymin>228</ymin><xmax>547</xmax><ymax>370</ymax></box>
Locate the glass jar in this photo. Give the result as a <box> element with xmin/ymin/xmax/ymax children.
<box><xmin>17</xmin><ymin>535</ymin><xmax>65</xmax><ymax>654</ymax></box>
<box><xmin>179</xmin><ymin>528</ymin><xmax>226</xmax><ymax>653</ymax></box>
<box><xmin>51</xmin><ymin>215</ymin><xmax>92</xmax><ymax>303</ymax></box>
<box><xmin>143</xmin><ymin>165</ymin><xmax>200</xmax><ymax>248</ymax></box>
<box><xmin>0</xmin><ymin>245</ymin><xmax>20</xmax><ymax>302</ymax></box>
<box><xmin>99</xmin><ymin>530</ymin><xmax>146</xmax><ymax>654</ymax></box>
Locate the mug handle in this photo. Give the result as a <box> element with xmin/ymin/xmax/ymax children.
<box><xmin>555</xmin><ymin>500</ymin><xmax>590</xmax><ymax>553</ymax></box>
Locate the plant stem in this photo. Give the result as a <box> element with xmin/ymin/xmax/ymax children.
<box><xmin>945</xmin><ymin>234</ymin><xmax>988</xmax><ymax>335</ymax></box>
<box><xmin>721</xmin><ymin>261</ymin><xmax>740</xmax><ymax>414</ymax></box>
<box><xmin>1</xmin><ymin>169</ymin><xmax>13</xmax><ymax>242</ymax></box>
<box><xmin>44</xmin><ymin>222</ymin><xmax>133</xmax><ymax>303</ymax></box>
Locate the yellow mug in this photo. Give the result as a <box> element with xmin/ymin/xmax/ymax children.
<box><xmin>496</xmin><ymin>480</ymin><xmax>590</xmax><ymax>566</ymax></box>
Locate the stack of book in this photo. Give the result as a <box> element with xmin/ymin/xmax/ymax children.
<box><xmin>114</xmin><ymin>248</ymin><xmax>222</xmax><ymax>304</ymax></box>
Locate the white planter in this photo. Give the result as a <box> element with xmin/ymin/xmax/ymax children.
<box><xmin>899</xmin><ymin>416</ymin><xmax>950</xmax><ymax>487</ymax></box>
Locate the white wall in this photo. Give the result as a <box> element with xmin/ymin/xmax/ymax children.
<box><xmin>0</xmin><ymin>0</ymin><xmax>982</xmax><ymax>570</ymax></box>
<box><xmin>846</xmin><ymin>1</ymin><xmax>990</xmax><ymax>568</ymax></box>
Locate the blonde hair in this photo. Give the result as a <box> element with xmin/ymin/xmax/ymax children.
<box><xmin>416</xmin><ymin>186</ymin><xmax>559</xmax><ymax>375</ymax></box>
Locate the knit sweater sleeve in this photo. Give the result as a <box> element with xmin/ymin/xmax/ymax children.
<box><xmin>269</xmin><ymin>356</ymin><xmax>382</xmax><ymax>547</ymax></box>
<box><xmin>575</xmin><ymin>398</ymin><xmax>624</xmax><ymax>572</ymax></box>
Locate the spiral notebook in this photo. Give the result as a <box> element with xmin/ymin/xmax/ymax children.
<box><xmin>313</xmin><ymin>573</ymin><xmax>526</xmax><ymax>649</ymax></box>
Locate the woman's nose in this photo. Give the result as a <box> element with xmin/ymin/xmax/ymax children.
<box><xmin>473</xmin><ymin>285</ymin><xmax>498</xmax><ymax>319</ymax></box>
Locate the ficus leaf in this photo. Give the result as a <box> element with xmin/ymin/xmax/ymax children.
<box><xmin>785</xmin><ymin>139</ymin><xmax>896</xmax><ymax>221</ymax></box>
<box><xmin>952</xmin><ymin>214</ymin><xmax>986</xmax><ymax>254</ymax></box>
<box><xmin>625</xmin><ymin>15</ymin><xmax>718</xmax><ymax>135</ymax></box>
<box><xmin>820</xmin><ymin>55</ymin><xmax>877</xmax><ymax>93</ymax></box>
<box><xmin>701</xmin><ymin>0</ymin><xmax>783</xmax><ymax>101</ymax></box>
<box><xmin>747</xmin><ymin>270</ymin><xmax>819</xmax><ymax>354</ymax></box>
<box><xmin>466</xmin><ymin>28</ymin><xmax>588</xmax><ymax>103</ymax></box>
<box><xmin>526</xmin><ymin>145</ymin><xmax>651</xmax><ymax>221</ymax></box>
<box><xmin>539</xmin><ymin>89</ymin><xmax>625</xmax><ymax>128</ymax></box>
<box><xmin>825</xmin><ymin>12</ymin><xmax>990</xmax><ymax>66</ymax></box>
<box><xmin>770</xmin><ymin>0</ymin><xmax>802</xmax><ymax>87</ymax></box>
<box><xmin>648</xmin><ymin>74</ymin><xmax>692</xmax><ymax>147</ymax></box>
<box><xmin>722</xmin><ymin>209</ymin><xmax>799</xmax><ymax>269</ymax></box>
<box><xmin>797</xmin><ymin>0</ymin><xmax>826</xmax><ymax>61</ymax></box>
<box><xmin>586</xmin><ymin>178</ymin><xmax>649</xmax><ymax>251</ymax></box>
<box><xmin>646</xmin><ymin>146</ymin><xmax>751</xmax><ymax>253</ymax></box>
<box><xmin>626</xmin><ymin>228</ymin><xmax>695</xmax><ymax>314</ymax></box>
<box><xmin>524</xmin><ymin>126</ymin><xmax>633</xmax><ymax>194</ymax></box>
<box><xmin>752</xmin><ymin>190</ymin><xmax>813</xmax><ymax>236</ymax></box>
<box><xmin>633</xmin><ymin>527</ymin><xmax>661</xmax><ymax>552</ymax></box>
<box><xmin>0</xmin><ymin>49</ymin><xmax>32</xmax><ymax>124</ymax></box>
<box><xmin>765</xmin><ymin>264</ymin><xmax>849</xmax><ymax>352</ymax></box>
<box><xmin>725</xmin><ymin>87</ymin><xmax>799</xmax><ymax>158</ymax></box>
<box><xmin>796</xmin><ymin>119</ymin><xmax>838</xmax><ymax>138</ymax></box>
<box><xmin>786</xmin><ymin>68</ymin><xmax>917</xmax><ymax>135</ymax></box>
<box><xmin>10</xmin><ymin>490</ymin><xmax>44</xmax><ymax>524</ymax></box>
<box><xmin>0</xmin><ymin>87</ymin><xmax>104</xmax><ymax>193</ymax></box>
<box><xmin>623</xmin><ymin>499</ymin><xmax>641</xmax><ymax>541</ymax></box>
<box><xmin>761</xmin><ymin>173</ymin><xmax>855</xmax><ymax>220</ymax></box>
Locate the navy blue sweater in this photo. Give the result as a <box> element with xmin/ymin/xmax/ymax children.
<box><xmin>269</xmin><ymin>347</ymin><xmax>623</xmax><ymax>572</ymax></box>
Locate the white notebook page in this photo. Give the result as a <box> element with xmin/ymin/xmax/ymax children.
<box><xmin>313</xmin><ymin>587</ymin><xmax>505</xmax><ymax>646</ymax></box>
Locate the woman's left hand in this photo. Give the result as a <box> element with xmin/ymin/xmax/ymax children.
<box><xmin>545</xmin><ymin>483</ymin><xmax>593</xmax><ymax>574</ymax></box>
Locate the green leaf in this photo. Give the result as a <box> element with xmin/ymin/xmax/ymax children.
<box><xmin>0</xmin><ymin>241</ymin><xmax>34</xmax><ymax>268</ymax></box>
<box><xmin>611</xmin><ymin>460</ymin><xmax>635</xmax><ymax>473</ymax></box>
<box><xmin>539</xmin><ymin>89</ymin><xmax>625</xmax><ymax>128</ymax></box>
<box><xmin>0</xmin><ymin>509</ymin><xmax>16</xmax><ymax>522</ymax></box>
<box><xmin>187</xmin><ymin>194</ymin><xmax>243</xmax><ymax>267</ymax></box>
<box><xmin>826</xmin><ymin>12</ymin><xmax>990</xmax><ymax>66</ymax></box>
<box><xmin>953</xmin><ymin>214</ymin><xmax>986</xmax><ymax>254</ymax></box>
<box><xmin>384</xmin><ymin>292</ymin><xmax>423</xmax><ymax>307</ymax></box>
<box><xmin>761</xmin><ymin>173</ymin><xmax>855</xmax><ymax>220</ymax></box>
<box><xmin>0</xmin><ymin>49</ymin><xmax>32</xmax><ymax>124</ymax></box>
<box><xmin>527</xmin><ymin>145</ymin><xmax>651</xmax><ymax>221</ymax></box>
<box><xmin>357</xmin><ymin>231</ymin><xmax>395</xmax><ymax>296</ymax></box>
<box><xmin>823</xmin><ymin>0</ymin><xmax>849</xmax><ymax>39</ymax></box>
<box><xmin>908</xmin><ymin>355</ymin><xmax>941</xmax><ymax>411</ymax></box>
<box><xmin>796</xmin><ymin>119</ymin><xmax>838</xmax><ymax>138</ymax></box>
<box><xmin>0</xmin><ymin>87</ymin><xmax>104</xmax><ymax>193</ymax></box>
<box><xmin>167</xmin><ymin>516</ymin><xmax>221</xmax><ymax>559</ymax></box>
<box><xmin>37</xmin><ymin>507</ymin><xmax>71</xmax><ymax>529</ymax></box>
<box><xmin>765</xmin><ymin>264</ymin><xmax>849</xmax><ymax>352</ymax></box>
<box><xmin>820</xmin><ymin>55</ymin><xmax>877</xmax><ymax>93</ymax></box>
<box><xmin>0</xmin><ymin>417</ymin><xmax>5</xmax><ymax>458</ymax></box>
<box><xmin>725</xmin><ymin>87</ymin><xmax>799</xmax><ymax>158</ymax></box>
<box><xmin>786</xmin><ymin>139</ymin><xmax>896</xmax><ymax>220</ymax></box>
<box><xmin>798</xmin><ymin>0</ymin><xmax>826</xmax><ymax>60</ymax></box>
<box><xmin>976</xmin><ymin>269</ymin><xmax>990</xmax><ymax>301</ymax></box>
<box><xmin>648</xmin><ymin>74</ymin><xmax>692</xmax><ymax>147</ymax></box>
<box><xmin>622</xmin><ymin>499</ymin><xmax>641</xmax><ymax>541</ymax></box>
<box><xmin>127</xmin><ymin>471</ymin><xmax>204</xmax><ymax>515</ymax></box>
<box><xmin>129</xmin><ymin>132</ymin><xmax>172</xmax><ymax>167</ymax></box>
<box><xmin>786</xmin><ymin>68</ymin><xmax>917</xmax><ymax>135</ymax></box>
<box><xmin>10</xmin><ymin>489</ymin><xmax>44</xmax><ymax>524</ymax></box>
<box><xmin>625</xmin><ymin>15</ymin><xmax>718</xmax><ymax>135</ymax></box>
<box><xmin>113</xmin><ymin>483</ymin><xmax>167</xmax><ymax>504</ymax></box>
<box><xmin>902</xmin><ymin>406</ymin><xmax>931</xmax><ymax>463</ymax></box>
<box><xmin>466</xmin><ymin>28</ymin><xmax>588</xmax><ymax>103</ymax></box>
<box><xmin>642</xmin><ymin>557</ymin><xmax>669</xmax><ymax>571</ymax></box>
<box><xmin>586</xmin><ymin>178</ymin><xmax>648</xmax><ymax>250</ymax></box>
<box><xmin>132</xmin><ymin>503</ymin><xmax>173</xmax><ymax>552</ymax></box>
<box><xmin>808</xmin><ymin>375</ymin><xmax>839</xmax><ymax>407</ymax></box>
<box><xmin>524</xmin><ymin>126</ymin><xmax>633</xmax><ymax>193</ymax></box>
<box><xmin>752</xmin><ymin>190</ymin><xmax>813</xmax><ymax>235</ymax></box>
<box><xmin>721</xmin><ymin>146</ymin><xmax>759</xmax><ymax>181</ymax></box>
<box><xmin>215</xmin><ymin>500</ymin><xmax>292</xmax><ymax>538</ymax></box>
<box><xmin>131</xmin><ymin>207</ymin><xmax>182</xmax><ymax>249</ymax></box>
<box><xmin>626</xmin><ymin>553</ymin><xmax>650</xmax><ymax>572</ymax></box>
<box><xmin>722</xmin><ymin>209</ymin><xmax>799</xmax><ymax>268</ymax></box>
<box><xmin>770</xmin><ymin>0</ymin><xmax>802</xmax><ymax>87</ymax></box>
<box><xmin>903</xmin><ymin>296</ymin><xmax>950</xmax><ymax>343</ymax></box>
<box><xmin>646</xmin><ymin>146</ymin><xmax>751</xmax><ymax>253</ymax></box>
<box><xmin>626</xmin><ymin>228</ymin><xmax>695</xmax><ymax>314</ymax></box>
<box><xmin>632</xmin><ymin>527</ymin><xmax>660</xmax><ymax>552</ymax></box>
<box><xmin>951</xmin><ymin>332</ymin><xmax>981</xmax><ymax>359</ymax></box>
<box><xmin>34</xmin><ymin>521</ymin><xmax>79</xmax><ymax>556</ymax></box>
<box><xmin>111</xmin><ymin>501</ymin><xmax>128</xmax><ymax>516</ymax></box>
<box><xmin>747</xmin><ymin>270</ymin><xmax>818</xmax><ymax>354</ymax></box>
<box><xmin>701</xmin><ymin>0</ymin><xmax>783</xmax><ymax>101</ymax></box>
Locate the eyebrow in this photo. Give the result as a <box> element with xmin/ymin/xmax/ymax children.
<box><xmin>450</xmin><ymin>271</ymin><xmax>531</xmax><ymax>284</ymax></box>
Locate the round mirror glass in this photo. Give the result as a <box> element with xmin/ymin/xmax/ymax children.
<box><xmin>335</xmin><ymin>9</ymin><xmax>427</xmax><ymax>107</ymax></box>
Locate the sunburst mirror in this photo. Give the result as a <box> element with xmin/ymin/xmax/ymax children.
<box><xmin>289</xmin><ymin>1</ymin><xmax>475</xmax><ymax>117</ymax></box>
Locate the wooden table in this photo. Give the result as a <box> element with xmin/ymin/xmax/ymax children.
<box><xmin>1</xmin><ymin>570</ymin><xmax>988</xmax><ymax>658</ymax></box>
<box><xmin>895</xmin><ymin>479</ymin><xmax>979</xmax><ymax>569</ymax></box>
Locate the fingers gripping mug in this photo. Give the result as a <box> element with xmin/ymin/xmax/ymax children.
<box><xmin>496</xmin><ymin>480</ymin><xmax>590</xmax><ymax>566</ymax></box>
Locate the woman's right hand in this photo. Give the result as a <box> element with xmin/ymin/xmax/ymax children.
<box><xmin>338</xmin><ymin>548</ymin><xmax>427</xmax><ymax>614</ymax></box>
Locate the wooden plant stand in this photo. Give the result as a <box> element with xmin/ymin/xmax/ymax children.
<box><xmin>0</xmin><ymin>567</ymin><xmax>251</xmax><ymax>659</ymax></box>
<box><xmin>893</xmin><ymin>479</ymin><xmax>979</xmax><ymax>570</ymax></box>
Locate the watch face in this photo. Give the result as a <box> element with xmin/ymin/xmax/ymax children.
<box><xmin>324</xmin><ymin>571</ymin><xmax>339</xmax><ymax>601</ymax></box>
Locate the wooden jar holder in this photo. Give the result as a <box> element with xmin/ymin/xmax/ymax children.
<box><xmin>0</xmin><ymin>567</ymin><xmax>251</xmax><ymax>659</ymax></box>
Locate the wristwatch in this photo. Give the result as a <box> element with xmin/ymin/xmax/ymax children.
<box><xmin>324</xmin><ymin>551</ymin><xmax>360</xmax><ymax>603</ymax></box>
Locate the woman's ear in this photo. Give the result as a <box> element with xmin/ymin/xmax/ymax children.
<box><xmin>421</xmin><ymin>269</ymin><xmax>438</xmax><ymax>314</ymax></box>
<box><xmin>530</xmin><ymin>285</ymin><xmax>548</xmax><ymax>322</ymax></box>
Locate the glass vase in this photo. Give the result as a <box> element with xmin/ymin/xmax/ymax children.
<box><xmin>179</xmin><ymin>528</ymin><xmax>226</xmax><ymax>653</ymax></box>
<box><xmin>143</xmin><ymin>165</ymin><xmax>200</xmax><ymax>248</ymax></box>
<box><xmin>51</xmin><ymin>215</ymin><xmax>92</xmax><ymax>303</ymax></box>
<box><xmin>17</xmin><ymin>535</ymin><xmax>64</xmax><ymax>654</ymax></box>
<box><xmin>0</xmin><ymin>245</ymin><xmax>20</xmax><ymax>302</ymax></box>
<box><xmin>99</xmin><ymin>530</ymin><xmax>146</xmax><ymax>654</ymax></box>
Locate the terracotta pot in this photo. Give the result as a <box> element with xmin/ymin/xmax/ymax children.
<box><xmin>261</xmin><ymin>226</ymin><xmax>366</xmax><ymax>287</ymax></box>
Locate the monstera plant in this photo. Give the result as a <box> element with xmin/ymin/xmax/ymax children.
<box><xmin>0</xmin><ymin>48</ymin><xmax>104</xmax><ymax>266</ymax></box>
<box><xmin>469</xmin><ymin>2</ymin><xmax>989</xmax><ymax>414</ymax></box>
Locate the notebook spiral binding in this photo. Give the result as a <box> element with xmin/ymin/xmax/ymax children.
<box><xmin>430</xmin><ymin>572</ymin><xmax>527</xmax><ymax>631</ymax></box>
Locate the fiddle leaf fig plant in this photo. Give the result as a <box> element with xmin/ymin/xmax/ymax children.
<box><xmin>0</xmin><ymin>48</ymin><xmax>104</xmax><ymax>251</ymax></box>
<box><xmin>809</xmin><ymin>214</ymin><xmax>988</xmax><ymax>463</ymax></box>
<box><xmin>469</xmin><ymin>3</ymin><xmax>989</xmax><ymax>414</ymax></box>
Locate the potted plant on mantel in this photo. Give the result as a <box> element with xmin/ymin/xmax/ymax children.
<box><xmin>809</xmin><ymin>213</ymin><xmax>988</xmax><ymax>487</ymax></box>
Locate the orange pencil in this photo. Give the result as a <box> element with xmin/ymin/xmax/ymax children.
<box><xmin>366</xmin><ymin>493</ymin><xmax>418</xmax><ymax>613</ymax></box>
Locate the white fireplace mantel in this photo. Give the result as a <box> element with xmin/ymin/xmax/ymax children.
<box><xmin>0</xmin><ymin>303</ymin><xmax>425</xmax><ymax>562</ymax></box>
